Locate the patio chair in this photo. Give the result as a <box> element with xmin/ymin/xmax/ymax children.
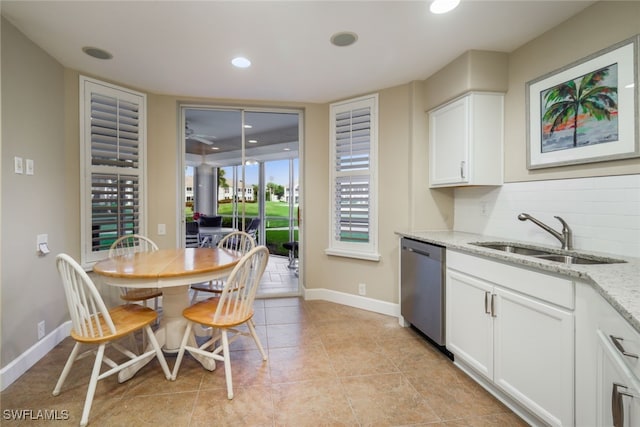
<box><xmin>185</xmin><ymin>221</ymin><xmax>200</xmax><ymax>248</ymax></box>
<box><xmin>199</xmin><ymin>215</ymin><xmax>222</xmax><ymax>227</ymax></box>
<box><xmin>171</xmin><ymin>246</ymin><xmax>270</xmax><ymax>399</ymax></box>
<box><xmin>53</xmin><ymin>254</ymin><xmax>171</xmax><ymax>427</ymax></box>
<box><xmin>244</xmin><ymin>217</ymin><xmax>261</xmax><ymax>242</ymax></box>
<box><xmin>190</xmin><ymin>230</ymin><xmax>255</xmax><ymax>303</ymax></box>
<box><xmin>283</xmin><ymin>241</ymin><xmax>299</xmax><ymax>269</ymax></box>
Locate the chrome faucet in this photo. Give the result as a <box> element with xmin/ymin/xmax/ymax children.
<box><xmin>518</xmin><ymin>213</ymin><xmax>573</xmax><ymax>250</ymax></box>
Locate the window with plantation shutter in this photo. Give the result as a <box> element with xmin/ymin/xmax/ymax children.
<box><xmin>326</xmin><ymin>94</ymin><xmax>380</xmax><ymax>261</ymax></box>
<box><xmin>80</xmin><ymin>77</ymin><xmax>147</xmax><ymax>266</ymax></box>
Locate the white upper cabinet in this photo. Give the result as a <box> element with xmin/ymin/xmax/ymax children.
<box><xmin>428</xmin><ymin>92</ymin><xmax>504</xmax><ymax>187</ymax></box>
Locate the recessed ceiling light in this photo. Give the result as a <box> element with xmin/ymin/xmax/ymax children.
<box><xmin>248</xmin><ymin>139</ymin><xmax>258</xmax><ymax>144</ymax></box>
<box><xmin>232</xmin><ymin>57</ymin><xmax>251</xmax><ymax>68</ymax></box>
<box><xmin>82</xmin><ymin>46</ymin><xmax>113</xmax><ymax>60</ymax></box>
<box><xmin>243</xmin><ymin>124</ymin><xmax>253</xmax><ymax>129</ymax></box>
<box><xmin>430</xmin><ymin>0</ymin><xmax>460</xmax><ymax>14</ymax></box>
<box><xmin>283</xmin><ymin>148</ymin><xmax>291</xmax><ymax>151</ymax></box>
<box><xmin>330</xmin><ymin>32</ymin><xmax>358</xmax><ymax>47</ymax></box>
<box><xmin>210</xmin><ymin>147</ymin><xmax>220</xmax><ymax>150</ymax></box>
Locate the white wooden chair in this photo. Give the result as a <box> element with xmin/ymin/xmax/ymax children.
<box><xmin>172</xmin><ymin>246</ymin><xmax>269</xmax><ymax>399</ymax></box>
<box><xmin>109</xmin><ymin>234</ymin><xmax>162</xmax><ymax>310</ymax></box>
<box><xmin>190</xmin><ymin>231</ymin><xmax>255</xmax><ymax>303</ymax></box>
<box><xmin>53</xmin><ymin>254</ymin><xmax>171</xmax><ymax>427</ymax></box>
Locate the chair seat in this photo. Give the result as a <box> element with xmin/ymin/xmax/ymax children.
<box><xmin>71</xmin><ymin>304</ymin><xmax>158</xmax><ymax>344</ymax></box>
<box><xmin>190</xmin><ymin>281</ymin><xmax>224</xmax><ymax>294</ymax></box>
<box><xmin>183</xmin><ymin>297</ymin><xmax>254</xmax><ymax>329</ymax></box>
<box><xmin>120</xmin><ymin>288</ymin><xmax>162</xmax><ymax>302</ymax></box>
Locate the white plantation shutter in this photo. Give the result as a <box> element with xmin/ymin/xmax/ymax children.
<box><xmin>81</xmin><ymin>77</ymin><xmax>146</xmax><ymax>265</ymax></box>
<box><xmin>327</xmin><ymin>94</ymin><xmax>379</xmax><ymax>261</ymax></box>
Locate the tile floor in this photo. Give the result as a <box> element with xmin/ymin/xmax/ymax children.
<box><xmin>1</xmin><ymin>297</ymin><xmax>528</xmax><ymax>426</ymax></box>
<box><xmin>257</xmin><ymin>255</ymin><xmax>299</xmax><ymax>297</ymax></box>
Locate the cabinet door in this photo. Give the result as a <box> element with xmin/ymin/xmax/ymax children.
<box><xmin>494</xmin><ymin>287</ymin><xmax>574</xmax><ymax>427</ymax></box>
<box><xmin>429</xmin><ymin>96</ymin><xmax>469</xmax><ymax>186</ymax></box>
<box><xmin>597</xmin><ymin>331</ymin><xmax>640</xmax><ymax>427</ymax></box>
<box><xmin>446</xmin><ymin>269</ymin><xmax>493</xmax><ymax>380</ymax></box>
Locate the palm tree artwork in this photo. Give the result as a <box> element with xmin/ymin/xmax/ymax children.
<box><xmin>540</xmin><ymin>64</ymin><xmax>618</xmax><ymax>153</ymax></box>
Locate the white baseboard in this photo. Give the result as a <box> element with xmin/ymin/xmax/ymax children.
<box><xmin>0</xmin><ymin>321</ymin><xmax>71</xmax><ymax>391</ymax></box>
<box><xmin>303</xmin><ymin>287</ymin><xmax>400</xmax><ymax>318</ymax></box>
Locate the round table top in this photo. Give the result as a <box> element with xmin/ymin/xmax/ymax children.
<box><xmin>93</xmin><ymin>247</ymin><xmax>241</xmax><ymax>280</ymax></box>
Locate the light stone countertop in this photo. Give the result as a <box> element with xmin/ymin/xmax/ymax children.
<box><xmin>395</xmin><ymin>230</ymin><xmax>640</xmax><ymax>333</ymax></box>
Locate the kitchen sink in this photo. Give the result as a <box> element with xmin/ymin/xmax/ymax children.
<box><xmin>472</xmin><ymin>243</ymin><xmax>550</xmax><ymax>256</ymax></box>
<box><xmin>533</xmin><ymin>254</ymin><xmax>617</xmax><ymax>265</ymax></box>
<box><xmin>470</xmin><ymin>241</ymin><xmax>626</xmax><ymax>265</ymax></box>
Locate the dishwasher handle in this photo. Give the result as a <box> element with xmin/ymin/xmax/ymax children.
<box><xmin>403</xmin><ymin>247</ymin><xmax>432</xmax><ymax>258</ymax></box>
<box><xmin>401</xmin><ymin>238</ymin><xmax>444</xmax><ymax>263</ymax></box>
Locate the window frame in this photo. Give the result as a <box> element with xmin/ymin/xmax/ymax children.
<box><xmin>325</xmin><ymin>93</ymin><xmax>380</xmax><ymax>262</ymax></box>
<box><xmin>79</xmin><ymin>76</ymin><xmax>147</xmax><ymax>267</ymax></box>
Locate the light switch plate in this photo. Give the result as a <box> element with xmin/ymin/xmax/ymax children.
<box><xmin>14</xmin><ymin>157</ymin><xmax>23</xmax><ymax>174</ymax></box>
<box><xmin>26</xmin><ymin>159</ymin><xmax>34</xmax><ymax>175</ymax></box>
<box><xmin>37</xmin><ymin>234</ymin><xmax>48</xmax><ymax>252</ymax></box>
<box><xmin>157</xmin><ymin>224</ymin><xmax>166</xmax><ymax>235</ymax></box>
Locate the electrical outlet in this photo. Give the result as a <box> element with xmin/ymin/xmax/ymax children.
<box><xmin>37</xmin><ymin>321</ymin><xmax>45</xmax><ymax>340</ymax></box>
<box><xmin>358</xmin><ymin>283</ymin><xmax>366</xmax><ymax>296</ymax></box>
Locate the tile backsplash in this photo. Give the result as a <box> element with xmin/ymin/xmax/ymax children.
<box><xmin>453</xmin><ymin>174</ymin><xmax>640</xmax><ymax>258</ymax></box>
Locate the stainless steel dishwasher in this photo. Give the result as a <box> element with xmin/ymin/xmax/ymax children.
<box><xmin>400</xmin><ymin>237</ymin><xmax>446</xmax><ymax>347</ymax></box>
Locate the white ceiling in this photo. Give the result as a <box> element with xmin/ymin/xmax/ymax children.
<box><xmin>1</xmin><ymin>1</ymin><xmax>595</xmax><ymax>104</ymax></box>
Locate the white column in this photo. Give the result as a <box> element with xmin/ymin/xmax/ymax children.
<box><xmin>195</xmin><ymin>163</ymin><xmax>214</xmax><ymax>215</ymax></box>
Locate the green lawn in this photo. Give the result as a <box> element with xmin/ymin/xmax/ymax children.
<box><xmin>216</xmin><ymin>201</ymin><xmax>294</xmax><ymax>218</ymax></box>
<box><xmin>186</xmin><ymin>201</ymin><xmax>299</xmax><ymax>256</ymax></box>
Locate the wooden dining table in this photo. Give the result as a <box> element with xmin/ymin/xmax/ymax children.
<box><xmin>93</xmin><ymin>247</ymin><xmax>241</xmax><ymax>381</ymax></box>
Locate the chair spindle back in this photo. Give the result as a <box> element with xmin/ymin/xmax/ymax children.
<box><xmin>214</xmin><ymin>246</ymin><xmax>269</xmax><ymax>324</ymax></box>
<box><xmin>109</xmin><ymin>234</ymin><xmax>159</xmax><ymax>258</ymax></box>
<box><xmin>56</xmin><ymin>254</ymin><xmax>116</xmax><ymax>338</ymax></box>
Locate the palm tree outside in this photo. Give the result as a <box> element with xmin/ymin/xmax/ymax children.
<box><xmin>541</xmin><ymin>64</ymin><xmax>618</xmax><ymax>151</ymax></box>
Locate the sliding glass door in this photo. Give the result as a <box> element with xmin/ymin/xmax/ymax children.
<box><xmin>181</xmin><ymin>106</ymin><xmax>301</xmax><ymax>265</ymax></box>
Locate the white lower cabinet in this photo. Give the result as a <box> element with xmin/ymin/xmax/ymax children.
<box><xmin>446</xmin><ymin>250</ymin><xmax>574</xmax><ymax>426</ymax></box>
<box><xmin>596</xmin><ymin>331</ymin><xmax>640</xmax><ymax>427</ymax></box>
<box><xmin>576</xmin><ymin>283</ymin><xmax>640</xmax><ymax>426</ymax></box>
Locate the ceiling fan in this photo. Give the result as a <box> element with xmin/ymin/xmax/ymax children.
<box><xmin>185</xmin><ymin>122</ymin><xmax>216</xmax><ymax>145</ymax></box>
<box><xmin>187</xmin><ymin>135</ymin><xmax>216</xmax><ymax>145</ymax></box>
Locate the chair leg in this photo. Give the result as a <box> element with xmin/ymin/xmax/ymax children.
<box><xmin>221</xmin><ymin>330</ymin><xmax>234</xmax><ymax>399</ymax></box>
<box><xmin>144</xmin><ymin>325</ymin><xmax>171</xmax><ymax>380</ymax></box>
<box><xmin>80</xmin><ymin>343</ymin><xmax>106</xmax><ymax>427</ymax></box>
<box><xmin>171</xmin><ymin>322</ymin><xmax>193</xmax><ymax>380</ymax></box>
<box><xmin>52</xmin><ymin>341</ymin><xmax>82</xmax><ymax>396</ymax></box>
<box><xmin>247</xmin><ymin>320</ymin><xmax>267</xmax><ymax>361</ymax></box>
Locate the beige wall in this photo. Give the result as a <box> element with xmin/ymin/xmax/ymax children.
<box><xmin>1</xmin><ymin>18</ymin><xmax>70</xmax><ymax>366</ymax></box>
<box><xmin>424</xmin><ymin>50</ymin><xmax>509</xmax><ymax>111</ymax></box>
